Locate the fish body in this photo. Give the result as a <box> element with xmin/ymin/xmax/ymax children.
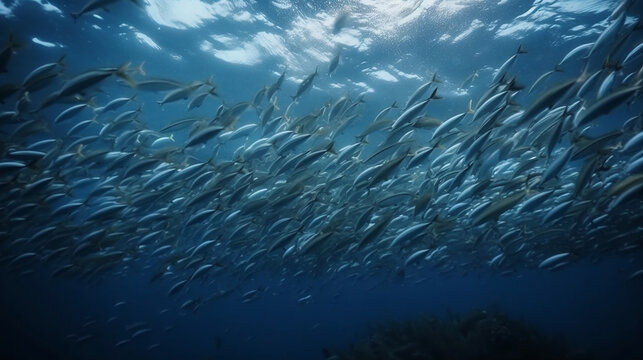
<box><xmin>291</xmin><ymin>67</ymin><xmax>318</xmax><ymax>101</ymax></box>
<box><xmin>71</xmin><ymin>0</ymin><xmax>140</xmax><ymax>21</ymax></box>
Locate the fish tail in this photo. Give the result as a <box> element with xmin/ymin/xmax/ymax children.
<box><xmin>86</xmin><ymin>96</ymin><xmax>97</xmax><ymax>109</ymax></box>
<box><xmin>204</xmin><ymin>75</ymin><xmax>214</xmax><ymax>87</ymax></box>
<box><xmin>270</xmin><ymin>97</ymin><xmax>280</xmax><ymax>111</ymax></box>
<box><xmin>116</xmin><ymin>63</ymin><xmax>137</xmax><ymax>89</ymax></box>
<box><xmin>74</xmin><ymin>144</ymin><xmax>85</xmax><ymax>158</ymax></box>
<box><xmin>429</xmin><ymin>88</ymin><xmax>442</xmax><ymax>100</ymax></box>
<box><xmin>135</xmin><ymin>62</ymin><xmax>146</xmax><ymax>76</ymax></box>
<box><xmin>356</xmin><ymin>136</ymin><xmax>368</xmax><ymax>144</ymax></box>
<box><xmin>326</xmin><ymin>141</ymin><xmax>337</xmax><ymax>155</ymax></box>
<box><xmin>517</xmin><ymin>44</ymin><xmax>527</xmax><ymax>54</ymax></box>
<box><xmin>70</xmin><ymin>12</ymin><xmax>80</xmax><ymax>22</ymax></box>
<box><xmin>56</xmin><ymin>55</ymin><xmax>66</xmax><ymax>68</ymax></box>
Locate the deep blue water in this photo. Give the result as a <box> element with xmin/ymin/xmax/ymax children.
<box><xmin>1</xmin><ymin>0</ymin><xmax>642</xmax><ymax>359</ymax></box>
<box><xmin>2</xmin><ymin>257</ymin><xmax>643</xmax><ymax>359</ymax></box>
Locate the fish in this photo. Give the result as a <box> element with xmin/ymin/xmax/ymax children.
<box><xmin>471</xmin><ymin>190</ymin><xmax>528</xmax><ymax>226</ymax></box>
<box><xmin>528</xmin><ymin>65</ymin><xmax>562</xmax><ymax>94</ymax></box>
<box><xmin>39</xmin><ymin>63</ymin><xmax>138</xmax><ymax>109</ymax></box>
<box><xmin>291</xmin><ymin>67</ymin><xmax>318</xmax><ymax>102</ymax></box>
<box><xmin>622</xmin><ymin>132</ymin><xmax>643</xmax><ymax>153</ymax></box>
<box><xmin>168</xmin><ymin>280</ymin><xmax>188</xmax><ymax>296</ymax></box>
<box><xmin>404</xmin><ymin>249</ymin><xmax>430</xmax><ymax>267</ymax></box>
<box><xmin>460</xmin><ymin>71</ymin><xmax>478</xmax><ymax>89</ymax></box>
<box><xmin>403</xmin><ymin>80</ymin><xmax>433</xmax><ymax>110</ymax></box>
<box><xmin>558</xmin><ymin>42</ymin><xmax>592</xmax><ymax>65</ymax></box>
<box><xmin>184</xmin><ymin>125</ymin><xmax>225</xmax><ymax>148</ymax></box>
<box><xmin>472</xmin><ymin>91</ymin><xmax>508</xmax><ymax>122</ymax></box>
<box><xmin>585</xmin><ymin>12</ymin><xmax>626</xmax><ymax>59</ymax></box>
<box><xmin>71</xmin><ymin>0</ymin><xmax>141</xmax><ymax>21</ymax></box>
<box><xmin>538</xmin><ymin>253</ymin><xmax>570</xmax><ymax>269</ymax></box>
<box><xmin>597</xmin><ymin>72</ymin><xmax>615</xmax><ymax>99</ymax></box>
<box><xmin>539</xmin><ymin>147</ymin><xmax>574</xmax><ymax>186</ymax></box>
<box><xmin>519</xmin><ymin>78</ymin><xmax>578</xmax><ymax>126</ymax></box>
<box><xmin>95</xmin><ymin>95</ymin><xmax>136</xmax><ymax>113</ymax></box>
<box><xmin>356</xmin><ymin>213</ymin><xmax>393</xmax><ymax>250</ymax></box>
<box><xmin>431</xmin><ymin>101</ymin><xmax>472</xmax><ymax>142</ymax></box>
<box><xmin>266</xmin><ymin>69</ymin><xmax>286</xmax><ymax>100</ymax></box>
<box><xmin>492</xmin><ymin>45</ymin><xmax>527</xmax><ymax>84</ymax></box>
<box><xmin>623</xmin><ymin>43</ymin><xmax>643</xmax><ymax>66</ymax></box>
<box><xmin>389</xmin><ymin>223</ymin><xmax>430</xmax><ymax>248</ymax></box>
<box><xmin>392</xmin><ymin>89</ymin><xmax>440</xmax><ymax>130</ymax></box>
<box><xmin>541</xmin><ymin>199</ymin><xmax>574</xmax><ymax>225</ymax></box>
<box><xmin>189</xmin><ymin>264</ymin><xmax>215</xmax><ymax>282</ymax></box>
<box><xmin>187</xmin><ymin>88</ymin><xmax>217</xmax><ymax>111</ymax></box>
<box><xmin>157</xmin><ymin>78</ymin><xmax>212</xmax><ymax>106</ymax></box>
<box><xmin>575</xmin><ymin>84</ymin><xmax>641</xmax><ymax>128</ymax></box>
<box><xmin>328</xmin><ymin>51</ymin><xmax>340</xmax><ymax>76</ymax></box>
<box><xmin>21</xmin><ymin>56</ymin><xmax>65</xmax><ymax>91</ymax></box>
<box><xmin>54</xmin><ymin>103</ymin><xmax>93</xmax><ymax>123</ymax></box>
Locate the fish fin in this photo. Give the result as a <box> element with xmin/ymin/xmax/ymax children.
<box><xmin>56</xmin><ymin>55</ymin><xmax>66</xmax><ymax>68</ymax></box>
<box><xmin>355</xmin><ymin>136</ymin><xmax>368</xmax><ymax>144</ymax></box>
<box><xmin>74</xmin><ymin>144</ymin><xmax>85</xmax><ymax>158</ymax></box>
<box><xmin>467</xmin><ymin>99</ymin><xmax>474</xmax><ymax>114</ymax></box>
<box><xmin>507</xmin><ymin>77</ymin><xmax>525</xmax><ymax>91</ymax></box>
<box><xmin>115</xmin><ymin>63</ymin><xmax>137</xmax><ymax>88</ymax></box>
<box><xmin>429</xmin><ymin>88</ymin><xmax>442</xmax><ymax>100</ymax></box>
<box><xmin>86</xmin><ymin>96</ymin><xmax>97</xmax><ymax>109</ymax></box>
<box><xmin>134</xmin><ymin>62</ymin><xmax>146</xmax><ymax>76</ymax></box>
<box><xmin>204</xmin><ymin>75</ymin><xmax>214</xmax><ymax>87</ymax></box>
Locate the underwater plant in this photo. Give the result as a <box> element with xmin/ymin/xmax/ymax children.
<box><xmin>329</xmin><ymin>310</ymin><xmax>591</xmax><ymax>360</ymax></box>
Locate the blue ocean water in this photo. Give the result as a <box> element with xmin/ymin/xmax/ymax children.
<box><xmin>1</xmin><ymin>0</ymin><xmax>642</xmax><ymax>359</ymax></box>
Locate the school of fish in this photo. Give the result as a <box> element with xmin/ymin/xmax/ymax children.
<box><xmin>1</xmin><ymin>0</ymin><xmax>642</xmax><ymax>320</ymax></box>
